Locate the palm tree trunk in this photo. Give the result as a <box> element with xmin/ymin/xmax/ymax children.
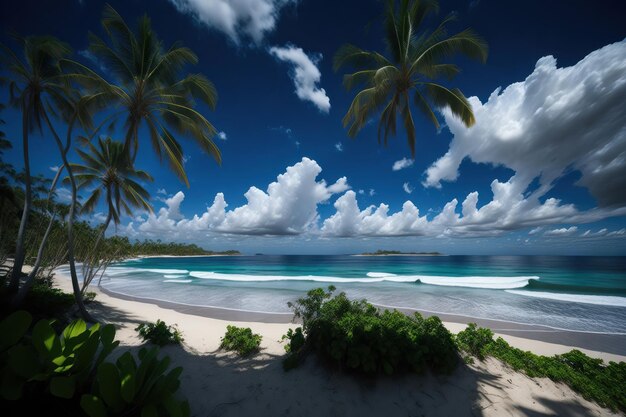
<box><xmin>12</xmin><ymin>166</ymin><xmax>65</xmax><ymax>305</ymax></box>
<box><xmin>8</xmin><ymin>107</ymin><xmax>32</xmax><ymax>292</ymax></box>
<box><xmin>43</xmin><ymin>110</ymin><xmax>94</xmax><ymax>322</ymax></box>
<box><xmin>88</xmin><ymin>210</ymin><xmax>112</xmax><ymax>289</ymax></box>
<box><xmin>12</xmin><ymin>211</ymin><xmax>57</xmax><ymax>306</ymax></box>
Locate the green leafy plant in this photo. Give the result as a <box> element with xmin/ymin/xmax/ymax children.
<box><xmin>220</xmin><ymin>325</ymin><xmax>262</xmax><ymax>356</ymax></box>
<box><xmin>136</xmin><ymin>320</ymin><xmax>183</xmax><ymax>346</ymax></box>
<box><xmin>455</xmin><ymin>323</ymin><xmax>494</xmax><ymax>360</ymax></box>
<box><xmin>457</xmin><ymin>323</ymin><xmax>626</xmax><ymax>412</ymax></box>
<box><xmin>81</xmin><ymin>346</ymin><xmax>190</xmax><ymax>417</ymax></box>
<box><xmin>0</xmin><ymin>310</ymin><xmax>118</xmax><ymax>401</ymax></box>
<box><xmin>286</xmin><ymin>286</ymin><xmax>458</xmax><ymax>375</ymax></box>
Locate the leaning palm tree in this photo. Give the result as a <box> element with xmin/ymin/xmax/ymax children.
<box><xmin>0</xmin><ymin>35</ymin><xmax>72</xmax><ymax>291</ymax></box>
<box><xmin>69</xmin><ymin>136</ymin><xmax>153</xmax><ymax>291</ymax></box>
<box><xmin>334</xmin><ymin>0</ymin><xmax>488</xmax><ymax>157</ymax></box>
<box><xmin>66</xmin><ymin>4</ymin><xmax>221</xmax><ymax>186</ymax></box>
<box><xmin>72</xmin><ymin>136</ymin><xmax>153</xmax><ymax>250</ymax></box>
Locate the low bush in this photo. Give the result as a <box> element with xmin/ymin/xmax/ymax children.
<box><xmin>284</xmin><ymin>286</ymin><xmax>458</xmax><ymax>375</ymax></box>
<box><xmin>220</xmin><ymin>325</ymin><xmax>262</xmax><ymax>356</ymax></box>
<box><xmin>457</xmin><ymin>323</ymin><xmax>626</xmax><ymax>412</ymax></box>
<box><xmin>83</xmin><ymin>291</ymin><xmax>97</xmax><ymax>303</ymax></box>
<box><xmin>0</xmin><ymin>311</ymin><xmax>189</xmax><ymax>417</ymax></box>
<box><xmin>136</xmin><ymin>320</ymin><xmax>183</xmax><ymax>346</ymax></box>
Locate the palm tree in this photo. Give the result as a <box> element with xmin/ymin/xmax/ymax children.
<box><xmin>71</xmin><ymin>136</ymin><xmax>153</xmax><ymax>257</ymax></box>
<box><xmin>67</xmin><ymin>4</ymin><xmax>221</xmax><ymax>186</ymax></box>
<box><xmin>0</xmin><ymin>36</ymin><xmax>72</xmax><ymax>291</ymax></box>
<box><xmin>334</xmin><ymin>0</ymin><xmax>488</xmax><ymax>157</ymax></box>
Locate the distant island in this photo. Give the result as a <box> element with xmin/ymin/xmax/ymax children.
<box><xmin>126</xmin><ymin>240</ymin><xmax>240</xmax><ymax>257</ymax></box>
<box><xmin>357</xmin><ymin>250</ymin><xmax>443</xmax><ymax>256</ymax></box>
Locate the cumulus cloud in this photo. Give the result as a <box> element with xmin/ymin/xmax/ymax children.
<box><xmin>167</xmin><ymin>0</ymin><xmax>295</xmax><ymax>44</ymax></box>
<box><xmin>424</xmin><ymin>40</ymin><xmax>626</xmax><ymax>208</ymax></box>
<box><xmin>392</xmin><ymin>157</ymin><xmax>414</xmax><ymax>171</ymax></box>
<box><xmin>130</xmin><ymin>158</ymin><xmax>349</xmax><ymax>238</ymax></box>
<box><xmin>157</xmin><ymin>188</ymin><xmax>167</xmax><ymax>195</ymax></box>
<box><xmin>269</xmin><ymin>45</ymin><xmax>331</xmax><ymax>113</ymax></box>
<box><xmin>217</xmin><ymin>131</ymin><xmax>227</xmax><ymax>140</ymax></box>
<box><xmin>403</xmin><ymin>182</ymin><xmax>413</xmax><ymax>194</ymax></box>
<box><xmin>335</xmin><ymin>142</ymin><xmax>343</xmax><ymax>152</ymax></box>
<box><xmin>49</xmin><ymin>166</ymin><xmax>59</xmax><ymax>173</ymax></box>
<box><xmin>322</xmin><ymin>174</ymin><xmax>626</xmax><ymax>238</ymax></box>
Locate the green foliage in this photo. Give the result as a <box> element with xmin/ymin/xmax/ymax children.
<box><xmin>286</xmin><ymin>287</ymin><xmax>458</xmax><ymax>375</ymax></box>
<box><xmin>457</xmin><ymin>323</ymin><xmax>626</xmax><ymax>412</ymax></box>
<box><xmin>281</xmin><ymin>327</ymin><xmax>305</xmax><ymax>353</ymax></box>
<box><xmin>0</xmin><ymin>311</ymin><xmax>119</xmax><ymax>402</ymax></box>
<box><xmin>84</xmin><ymin>291</ymin><xmax>97</xmax><ymax>303</ymax></box>
<box><xmin>0</xmin><ymin>311</ymin><xmax>189</xmax><ymax>416</ymax></box>
<box><xmin>455</xmin><ymin>323</ymin><xmax>493</xmax><ymax>360</ymax></box>
<box><xmin>136</xmin><ymin>320</ymin><xmax>183</xmax><ymax>347</ymax></box>
<box><xmin>220</xmin><ymin>325</ymin><xmax>262</xmax><ymax>356</ymax></box>
<box><xmin>19</xmin><ymin>280</ymin><xmax>75</xmax><ymax>321</ymax></box>
<box><xmin>82</xmin><ymin>346</ymin><xmax>190</xmax><ymax>417</ymax></box>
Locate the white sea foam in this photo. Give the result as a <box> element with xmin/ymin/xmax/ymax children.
<box><xmin>189</xmin><ymin>271</ymin><xmax>418</xmax><ymax>283</ymax></box>
<box><xmin>164</xmin><ymin>274</ymin><xmax>189</xmax><ymax>279</ymax></box>
<box><xmin>366</xmin><ymin>272</ymin><xmax>398</xmax><ymax>278</ymax></box>
<box><xmin>506</xmin><ymin>290</ymin><xmax>626</xmax><ymax>307</ymax></box>
<box><xmin>163</xmin><ymin>279</ymin><xmax>193</xmax><ymax>283</ymax></box>
<box><xmin>189</xmin><ymin>271</ymin><xmax>537</xmax><ymax>289</ymax></box>
<box><xmin>419</xmin><ymin>276</ymin><xmax>537</xmax><ymax>289</ymax></box>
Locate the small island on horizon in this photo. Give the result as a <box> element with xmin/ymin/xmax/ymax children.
<box><xmin>356</xmin><ymin>249</ymin><xmax>443</xmax><ymax>256</ymax></box>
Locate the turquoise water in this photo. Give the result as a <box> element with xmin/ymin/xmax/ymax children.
<box><xmin>89</xmin><ymin>255</ymin><xmax>626</xmax><ymax>334</ymax></box>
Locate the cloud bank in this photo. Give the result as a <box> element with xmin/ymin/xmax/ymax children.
<box><xmin>424</xmin><ymin>40</ymin><xmax>626</xmax><ymax>208</ymax></box>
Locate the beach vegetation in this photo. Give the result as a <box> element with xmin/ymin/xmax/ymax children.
<box><xmin>285</xmin><ymin>286</ymin><xmax>458</xmax><ymax>375</ymax></box>
<box><xmin>83</xmin><ymin>346</ymin><xmax>190</xmax><ymax>417</ymax></box>
<box><xmin>457</xmin><ymin>323</ymin><xmax>626</xmax><ymax>412</ymax></box>
<box><xmin>136</xmin><ymin>320</ymin><xmax>184</xmax><ymax>347</ymax></box>
<box><xmin>220</xmin><ymin>325</ymin><xmax>262</xmax><ymax>356</ymax></box>
<box><xmin>334</xmin><ymin>0</ymin><xmax>487</xmax><ymax>157</ymax></box>
<box><xmin>0</xmin><ymin>310</ymin><xmax>189</xmax><ymax>416</ymax></box>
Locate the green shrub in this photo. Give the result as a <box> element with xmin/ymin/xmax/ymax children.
<box><xmin>286</xmin><ymin>286</ymin><xmax>458</xmax><ymax>375</ymax></box>
<box><xmin>0</xmin><ymin>310</ymin><xmax>118</xmax><ymax>402</ymax></box>
<box><xmin>281</xmin><ymin>327</ymin><xmax>305</xmax><ymax>353</ymax></box>
<box><xmin>455</xmin><ymin>323</ymin><xmax>494</xmax><ymax>360</ymax></box>
<box><xmin>220</xmin><ymin>325</ymin><xmax>262</xmax><ymax>356</ymax></box>
<box><xmin>0</xmin><ymin>311</ymin><xmax>190</xmax><ymax>416</ymax></box>
<box><xmin>136</xmin><ymin>320</ymin><xmax>183</xmax><ymax>346</ymax></box>
<box><xmin>84</xmin><ymin>291</ymin><xmax>97</xmax><ymax>303</ymax></box>
<box><xmin>457</xmin><ymin>323</ymin><xmax>626</xmax><ymax>412</ymax></box>
<box><xmin>82</xmin><ymin>346</ymin><xmax>189</xmax><ymax>417</ymax></box>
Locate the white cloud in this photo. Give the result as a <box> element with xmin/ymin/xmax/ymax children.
<box><xmin>581</xmin><ymin>228</ymin><xmax>607</xmax><ymax>237</ymax></box>
<box><xmin>269</xmin><ymin>45</ymin><xmax>331</xmax><ymax>113</ymax></box>
<box><xmin>78</xmin><ymin>49</ymin><xmax>107</xmax><ymax>73</ymax></box>
<box><xmin>424</xmin><ymin>40</ymin><xmax>626</xmax><ymax>208</ymax></box>
<box><xmin>544</xmin><ymin>226</ymin><xmax>578</xmax><ymax>237</ymax></box>
<box><xmin>335</xmin><ymin>142</ymin><xmax>343</xmax><ymax>152</ymax></box>
<box><xmin>218</xmin><ymin>131</ymin><xmax>228</xmax><ymax>140</ymax></box>
<box><xmin>157</xmin><ymin>188</ymin><xmax>167</xmax><ymax>195</ymax></box>
<box><xmin>392</xmin><ymin>157</ymin><xmax>414</xmax><ymax>171</ymax></box>
<box><xmin>49</xmin><ymin>166</ymin><xmax>60</xmax><ymax>173</ymax></box>
<box><xmin>403</xmin><ymin>182</ymin><xmax>413</xmax><ymax>194</ymax></box>
<box><xmin>121</xmin><ymin>158</ymin><xmax>625</xmax><ymax>241</ymax></box>
<box><xmin>167</xmin><ymin>0</ymin><xmax>295</xmax><ymax>45</ymax></box>
<box><xmin>183</xmin><ymin>154</ymin><xmax>191</xmax><ymax>165</ymax></box>
<box><xmin>131</xmin><ymin>158</ymin><xmax>349</xmax><ymax>237</ymax></box>
<box><xmin>55</xmin><ymin>187</ymin><xmax>73</xmax><ymax>203</ymax></box>
<box><xmin>322</xmin><ymin>173</ymin><xmax>626</xmax><ymax>238</ymax></box>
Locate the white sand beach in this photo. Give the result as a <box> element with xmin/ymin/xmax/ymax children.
<box><xmin>51</xmin><ymin>270</ymin><xmax>625</xmax><ymax>417</ymax></box>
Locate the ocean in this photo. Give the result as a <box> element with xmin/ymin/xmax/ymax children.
<box><xmin>85</xmin><ymin>255</ymin><xmax>626</xmax><ymax>334</ymax></box>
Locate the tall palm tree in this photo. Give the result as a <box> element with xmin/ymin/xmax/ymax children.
<box><xmin>70</xmin><ymin>136</ymin><xmax>153</xmax><ymax>291</ymax></box>
<box><xmin>72</xmin><ymin>136</ymin><xmax>153</xmax><ymax>248</ymax></box>
<box><xmin>334</xmin><ymin>0</ymin><xmax>488</xmax><ymax>157</ymax></box>
<box><xmin>67</xmin><ymin>4</ymin><xmax>221</xmax><ymax>186</ymax></box>
<box><xmin>0</xmin><ymin>36</ymin><xmax>72</xmax><ymax>291</ymax></box>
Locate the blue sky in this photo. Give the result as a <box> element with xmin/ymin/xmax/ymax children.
<box><xmin>1</xmin><ymin>0</ymin><xmax>626</xmax><ymax>255</ymax></box>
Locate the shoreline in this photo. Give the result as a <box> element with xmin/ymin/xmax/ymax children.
<box><xmin>55</xmin><ymin>269</ymin><xmax>626</xmax><ymax>363</ymax></box>
<box><xmin>98</xmin><ymin>285</ymin><xmax>626</xmax><ymax>361</ymax></box>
